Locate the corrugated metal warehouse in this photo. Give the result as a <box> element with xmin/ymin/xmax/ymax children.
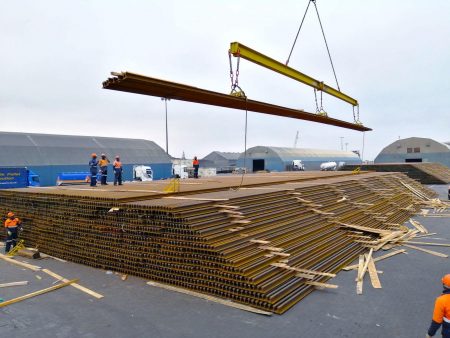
<box><xmin>236</xmin><ymin>146</ymin><xmax>362</xmax><ymax>172</ymax></box>
<box><xmin>374</xmin><ymin>137</ymin><xmax>450</xmax><ymax>167</ymax></box>
<box><xmin>0</xmin><ymin>132</ymin><xmax>172</xmax><ymax>186</ymax></box>
<box><xmin>200</xmin><ymin>151</ymin><xmax>241</xmax><ymax>172</ymax></box>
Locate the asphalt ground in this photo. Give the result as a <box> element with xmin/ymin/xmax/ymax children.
<box><xmin>0</xmin><ymin>185</ymin><xmax>449</xmax><ymax>338</ymax></box>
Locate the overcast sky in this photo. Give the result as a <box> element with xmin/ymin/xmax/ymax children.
<box><xmin>1</xmin><ymin>0</ymin><xmax>449</xmax><ymax>160</ymax></box>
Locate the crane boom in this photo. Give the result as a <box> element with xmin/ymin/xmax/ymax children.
<box><xmin>229</xmin><ymin>42</ymin><xmax>358</xmax><ymax>107</ymax></box>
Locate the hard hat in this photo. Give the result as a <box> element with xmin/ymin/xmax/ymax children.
<box><xmin>442</xmin><ymin>274</ymin><xmax>450</xmax><ymax>287</ymax></box>
<box><xmin>115</xmin><ymin>155</ymin><xmax>120</xmax><ymax>159</ymax></box>
<box><xmin>7</xmin><ymin>212</ymin><xmax>14</xmax><ymax>217</ymax></box>
<box><xmin>91</xmin><ymin>153</ymin><xmax>97</xmax><ymax>157</ymax></box>
<box><xmin>101</xmin><ymin>153</ymin><xmax>106</xmax><ymax>157</ymax></box>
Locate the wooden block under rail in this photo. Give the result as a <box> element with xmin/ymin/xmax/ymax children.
<box><xmin>305</xmin><ymin>281</ymin><xmax>338</xmax><ymax>289</ymax></box>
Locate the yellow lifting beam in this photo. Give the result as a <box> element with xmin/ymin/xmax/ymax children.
<box><xmin>229</xmin><ymin>42</ymin><xmax>358</xmax><ymax>107</ymax></box>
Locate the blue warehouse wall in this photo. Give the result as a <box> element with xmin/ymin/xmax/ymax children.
<box><xmin>27</xmin><ymin>163</ymin><xmax>173</xmax><ymax>186</ymax></box>
<box><xmin>237</xmin><ymin>156</ymin><xmax>361</xmax><ymax>172</ymax></box>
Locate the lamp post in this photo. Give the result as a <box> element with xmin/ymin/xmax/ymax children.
<box><xmin>161</xmin><ymin>98</ymin><xmax>170</xmax><ymax>154</ymax></box>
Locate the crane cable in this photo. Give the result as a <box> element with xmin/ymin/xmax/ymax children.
<box><xmin>286</xmin><ymin>0</ymin><xmax>342</xmax><ymax>95</ymax></box>
<box><xmin>228</xmin><ymin>53</ymin><xmax>248</xmax><ymax>190</ymax></box>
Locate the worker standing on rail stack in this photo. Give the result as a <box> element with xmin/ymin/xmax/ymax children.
<box><xmin>427</xmin><ymin>274</ymin><xmax>450</xmax><ymax>337</ymax></box>
<box><xmin>89</xmin><ymin>153</ymin><xmax>99</xmax><ymax>187</ymax></box>
<box><xmin>4</xmin><ymin>212</ymin><xmax>21</xmax><ymax>253</ymax></box>
<box><xmin>113</xmin><ymin>155</ymin><xmax>123</xmax><ymax>186</ymax></box>
<box><xmin>193</xmin><ymin>156</ymin><xmax>199</xmax><ymax>179</ymax></box>
<box><xmin>99</xmin><ymin>153</ymin><xmax>110</xmax><ymax>185</ymax></box>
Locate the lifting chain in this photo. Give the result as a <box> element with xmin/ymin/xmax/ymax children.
<box><xmin>228</xmin><ymin>50</ymin><xmax>246</xmax><ymax>98</ymax></box>
<box><xmin>353</xmin><ymin>105</ymin><xmax>362</xmax><ymax>125</ymax></box>
<box><xmin>314</xmin><ymin>89</ymin><xmax>327</xmax><ymax>117</ymax></box>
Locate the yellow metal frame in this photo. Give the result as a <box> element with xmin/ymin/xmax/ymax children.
<box><xmin>229</xmin><ymin>42</ymin><xmax>358</xmax><ymax>107</ymax></box>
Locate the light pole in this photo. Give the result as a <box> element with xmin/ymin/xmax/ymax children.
<box><xmin>161</xmin><ymin>98</ymin><xmax>170</xmax><ymax>154</ymax></box>
<box><xmin>339</xmin><ymin>137</ymin><xmax>344</xmax><ymax>151</ymax></box>
<box><xmin>345</xmin><ymin>142</ymin><xmax>348</xmax><ymax>151</ymax></box>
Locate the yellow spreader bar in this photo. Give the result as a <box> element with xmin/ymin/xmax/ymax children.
<box><xmin>230</xmin><ymin>42</ymin><xmax>358</xmax><ymax>107</ymax></box>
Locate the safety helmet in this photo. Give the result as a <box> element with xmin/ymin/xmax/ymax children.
<box><xmin>115</xmin><ymin>155</ymin><xmax>120</xmax><ymax>159</ymax></box>
<box><xmin>91</xmin><ymin>153</ymin><xmax>97</xmax><ymax>158</ymax></box>
<box><xmin>7</xmin><ymin>212</ymin><xmax>14</xmax><ymax>218</ymax></box>
<box><xmin>101</xmin><ymin>153</ymin><xmax>106</xmax><ymax>157</ymax></box>
<box><xmin>442</xmin><ymin>274</ymin><xmax>450</xmax><ymax>288</ymax></box>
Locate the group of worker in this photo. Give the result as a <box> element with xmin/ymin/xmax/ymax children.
<box><xmin>89</xmin><ymin>153</ymin><xmax>123</xmax><ymax>187</ymax></box>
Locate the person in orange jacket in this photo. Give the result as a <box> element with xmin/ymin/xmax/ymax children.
<box><xmin>427</xmin><ymin>274</ymin><xmax>450</xmax><ymax>337</ymax></box>
<box><xmin>193</xmin><ymin>156</ymin><xmax>199</xmax><ymax>179</ymax></box>
<box><xmin>113</xmin><ymin>155</ymin><xmax>123</xmax><ymax>186</ymax></box>
<box><xmin>99</xmin><ymin>153</ymin><xmax>110</xmax><ymax>185</ymax></box>
<box><xmin>4</xmin><ymin>212</ymin><xmax>22</xmax><ymax>253</ymax></box>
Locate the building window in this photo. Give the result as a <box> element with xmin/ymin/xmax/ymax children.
<box><xmin>414</xmin><ymin>147</ymin><xmax>420</xmax><ymax>153</ymax></box>
<box><xmin>407</xmin><ymin>148</ymin><xmax>413</xmax><ymax>153</ymax></box>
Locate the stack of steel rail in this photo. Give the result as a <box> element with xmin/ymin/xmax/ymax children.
<box><xmin>0</xmin><ymin>172</ymin><xmax>435</xmax><ymax>314</ymax></box>
<box><xmin>342</xmin><ymin>163</ymin><xmax>450</xmax><ymax>184</ymax></box>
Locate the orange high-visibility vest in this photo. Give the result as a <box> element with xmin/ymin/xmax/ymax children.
<box><xmin>193</xmin><ymin>159</ymin><xmax>199</xmax><ymax>166</ymax></box>
<box><xmin>99</xmin><ymin>159</ymin><xmax>110</xmax><ymax>167</ymax></box>
<box><xmin>113</xmin><ymin>161</ymin><xmax>122</xmax><ymax>168</ymax></box>
<box><xmin>433</xmin><ymin>293</ymin><xmax>450</xmax><ymax>324</ymax></box>
<box><xmin>4</xmin><ymin>218</ymin><xmax>21</xmax><ymax>228</ymax></box>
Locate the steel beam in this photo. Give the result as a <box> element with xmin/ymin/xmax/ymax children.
<box><xmin>229</xmin><ymin>42</ymin><xmax>358</xmax><ymax>107</ymax></box>
<box><xmin>103</xmin><ymin>72</ymin><xmax>370</xmax><ymax>132</ymax></box>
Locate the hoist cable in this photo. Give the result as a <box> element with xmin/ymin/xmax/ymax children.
<box><xmin>311</xmin><ymin>0</ymin><xmax>341</xmax><ymax>91</ymax></box>
<box><xmin>286</xmin><ymin>0</ymin><xmax>311</xmax><ymax>66</ymax></box>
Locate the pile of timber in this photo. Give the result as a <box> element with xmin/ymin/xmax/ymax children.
<box><xmin>0</xmin><ymin>172</ymin><xmax>437</xmax><ymax>314</ymax></box>
<box><xmin>341</xmin><ymin>163</ymin><xmax>450</xmax><ymax>184</ymax></box>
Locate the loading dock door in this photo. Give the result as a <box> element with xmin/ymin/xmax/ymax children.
<box><xmin>253</xmin><ymin>159</ymin><xmax>265</xmax><ymax>172</ymax></box>
<box><xmin>405</xmin><ymin>158</ymin><xmax>422</xmax><ymax>163</ymax></box>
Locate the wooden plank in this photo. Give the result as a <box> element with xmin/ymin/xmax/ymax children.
<box><xmin>403</xmin><ymin>241</ymin><xmax>450</xmax><ymax>248</ymax></box>
<box><xmin>146</xmin><ymin>281</ymin><xmax>272</xmax><ymax>315</ymax></box>
<box><xmin>292</xmin><ymin>268</ymin><xmax>336</xmax><ymax>278</ymax></box>
<box><xmin>367</xmin><ymin>257</ymin><xmax>382</xmax><ymax>289</ymax></box>
<box><xmin>337</xmin><ymin>222</ymin><xmax>390</xmax><ymax>235</ymax></box>
<box><xmin>259</xmin><ymin>246</ymin><xmax>284</xmax><ymax>252</ymax></box>
<box><xmin>358</xmin><ymin>249</ymin><xmax>373</xmax><ymax>281</ymax></box>
<box><xmin>295</xmin><ymin>273</ymin><xmax>315</xmax><ymax>280</ymax></box>
<box><xmin>356</xmin><ymin>255</ymin><xmax>364</xmax><ymax>295</ymax></box>
<box><xmin>215</xmin><ymin>204</ymin><xmax>240</xmax><ymax>209</ymax></box>
<box><xmin>0</xmin><ymin>253</ymin><xmax>41</xmax><ymax>271</ymax></box>
<box><xmin>344</xmin><ymin>249</ymin><xmax>406</xmax><ymax>271</ymax></box>
<box><xmin>249</xmin><ymin>239</ymin><xmax>271</xmax><ymax>245</ymax></box>
<box><xmin>41</xmin><ymin>269</ymin><xmax>104</xmax><ymax>299</ymax></box>
<box><xmin>0</xmin><ymin>279</ymin><xmax>78</xmax><ymax>308</ymax></box>
<box><xmin>0</xmin><ymin>281</ymin><xmax>29</xmax><ymax>288</ymax></box>
<box><xmin>163</xmin><ymin>196</ymin><xmax>229</xmax><ymax>201</ymax></box>
<box><xmin>305</xmin><ymin>281</ymin><xmax>338</xmax><ymax>289</ymax></box>
<box><xmin>403</xmin><ymin>244</ymin><xmax>448</xmax><ymax>258</ymax></box>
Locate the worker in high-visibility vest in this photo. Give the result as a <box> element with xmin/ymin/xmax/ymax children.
<box><xmin>193</xmin><ymin>156</ymin><xmax>199</xmax><ymax>179</ymax></box>
<box><xmin>4</xmin><ymin>212</ymin><xmax>22</xmax><ymax>253</ymax></box>
<box><xmin>89</xmin><ymin>153</ymin><xmax>99</xmax><ymax>187</ymax></box>
<box><xmin>427</xmin><ymin>274</ymin><xmax>450</xmax><ymax>337</ymax></box>
<box><xmin>99</xmin><ymin>153</ymin><xmax>110</xmax><ymax>185</ymax></box>
<box><xmin>113</xmin><ymin>155</ymin><xmax>123</xmax><ymax>186</ymax></box>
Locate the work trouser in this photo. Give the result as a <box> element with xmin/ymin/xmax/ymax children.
<box><xmin>5</xmin><ymin>227</ymin><xmax>18</xmax><ymax>253</ymax></box>
<box><xmin>100</xmin><ymin>167</ymin><xmax>108</xmax><ymax>185</ymax></box>
<box><xmin>90</xmin><ymin>170</ymin><xmax>98</xmax><ymax>186</ymax></box>
<box><xmin>114</xmin><ymin>168</ymin><xmax>122</xmax><ymax>185</ymax></box>
<box><xmin>443</xmin><ymin>321</ymin><xmax>450</xmax><ymax>337</ymax></box>
<box><xmin>194</xmin><ymin>165</ymin><xmax>199</xmax><ymax>178</ymax></box>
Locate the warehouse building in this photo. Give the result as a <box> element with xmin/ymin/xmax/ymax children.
<box><xmin>200</xmin><ymin>151</ymin><xmax>241</xmax><ymax>173</ymax></box>
<box><xmin>0</xmin><ymin>132</ymin><xmax>172</xmax><ymax>186</ymax></box>
<box><xmin>374</xmin><ymin>137</ymin><xmax>450</xmax><ymax>167</ymax></box>
<box><xmin>236</xmin><ymin>146</ymin><xmax>361</xmax><ymax>172</ymax></box>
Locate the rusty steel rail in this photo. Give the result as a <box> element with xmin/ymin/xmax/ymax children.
<box><xmin>0</xmin><ymin>173</ymin><xmax>435</xmax><ymax>314</ymax></box>
<box><xmin>102</xmin><ymin>72</ymin><xmax>371</xmax><ymax>132</ymax></box>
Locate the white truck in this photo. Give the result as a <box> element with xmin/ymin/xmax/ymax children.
<box><xmin>320</xmin><ymin>162</ymin><xmax>337</xmax><ymax>171</ymax></box>
<box><xmin>292</xmin><ymin>160</ymin><xmax>305</xmax><ymax>171</ymax></box>
<box><xmin>133</xmin><ymin>165</ymin><xmax>153</xmax><ymax>181</ymax></box>
<box><xmin>172</xmin><ymin>164</ymin><xmax>189</xmax><ymax>179</ymax></box>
